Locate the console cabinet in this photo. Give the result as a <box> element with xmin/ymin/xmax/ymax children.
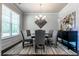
<box><xmin>57</xmin><ymin>31</ymin><xmax>78</xmax><ymax>52</ymax></box>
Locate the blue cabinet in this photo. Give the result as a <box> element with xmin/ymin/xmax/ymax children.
<box><xmin>57</xmin><ymin>31</ymin><xmax>78</xmax><ymax>53</ymax></box>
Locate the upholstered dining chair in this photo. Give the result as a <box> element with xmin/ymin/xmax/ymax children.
<box><xmin>48</xmin><ymin>30</ymin><xmax>58</xmax><ymax>47</ymax></box>
<box><xmin>52</xmin><ymin>30</ymin><xmax>58</xmax><ymax>47</ymax></box>
<box><xmin>34</xmin><ymin>30</ymin><xmax>46</xmax><ymax>52</ymax></box>
<box><xmin>48</xmin><ymin>30</ymin><xmax>53</xmax><ymax>38</ymax></box>
<box><xmin>21</xmin><ymin>31</ymin><xmax>33</xmax><ymax>48</ymax></box>
<box><xmin>26</xmin><ymin>30</ymin><xmax>31</xmax><ymax>36</ymax></box>
<box><xmin>47</xmin><ymin>30</ymin><xmax>53</xmax><ymax>45</ymax></box>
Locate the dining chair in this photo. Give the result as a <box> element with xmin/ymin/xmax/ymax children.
<box><xmin>49</xmin><ymin>30</ymin><xmax>58</xmax><ymax>47</ymax></box>
<box><xmin>21</xmin><ymin>31</ymin><xmax>33</xmax><ymax>48</ymax></box>
<box><xmin>47</xmin><ymin>30</ymin><xmax>53</xmax><ymax>45</ymax></box>
<box><xmin>48</xmin><ymin>30</ymin><xmax>53</xmax><ymax>37</ymax></box>
<box><xmin>34</xmin><ymin>30</ymin><xmax>46</xmax><ymax>52</ymax></box>
<box><xmin>52</xmin><ymin>30</ymin><xmax>58</xmax><ymax>47</ymax></box>
<box><xmin>26</xmin><ymin>30</ymin><xmax>31</xmax><ymax>36</ymax></box>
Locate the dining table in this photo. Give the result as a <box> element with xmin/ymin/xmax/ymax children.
<box><xmin>31</xmin><ymin>33</ymin><xmax>49</xmax><ymax>38</ymax></box>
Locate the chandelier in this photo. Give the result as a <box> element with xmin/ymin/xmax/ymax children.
<box><xmin>35</xmin><ymin>4</ymin><xmax>47</xmax><ymax>28</ymax></box>
<box><xmin>35</xmin><ymin>4</ymin><xmax>46</xmax><ymax>20</ymax></box>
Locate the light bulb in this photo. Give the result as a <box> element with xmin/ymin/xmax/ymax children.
<box><xmin>35</xmin><ymin>16</ymin><xmax>39</xmax><ymax>20</ymax></box>
<box><xmin>42</xmin><ymin>16</ymin><xmax>46</xmax><ymax>19</ymax></box>
<box><xmin>39</xmin><ymin>15</ymin><xmax>42</xmax><ymax>18</ymax></box>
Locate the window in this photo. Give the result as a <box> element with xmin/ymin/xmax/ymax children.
<box><xmin>12</xmin><ymin>12</ymin><xmax>20</xmax><ymax>35</ymax></box>
<box><xmin>2</xmin><ymin>4</ymin><xmax>20</xmax><ymax>39</ymax></box>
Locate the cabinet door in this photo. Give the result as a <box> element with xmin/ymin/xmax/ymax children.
<box><xmin>68</xmin><ymin>31</ymin><xmax>77</xmax><ymax>42</ymax></box>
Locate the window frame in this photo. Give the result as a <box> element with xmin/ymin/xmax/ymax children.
<box><xmin>1</xmin><ymin>4</ymin><xmax>20</xmax><ymax>39</ymax></box>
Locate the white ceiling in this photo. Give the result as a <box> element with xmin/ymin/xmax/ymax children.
<box><xmin>16</xmin><ymin>3</ymin><xmax>67</xmax><ymax>13</ymax></box>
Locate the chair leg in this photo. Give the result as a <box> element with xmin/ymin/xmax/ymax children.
<box><xmin>22</xmin><ymin>41</ymin><xmax>24</xmax><ymax>48</ymax></box>
<box><xmin>35</xmin><ymin>45</ymin><xmax>37</xmax><ymax>53</ymax></box>
<box><xmin>43</xmin><ymin>45</ymin><xmax>45</xmax><ymax>52</ymax></box>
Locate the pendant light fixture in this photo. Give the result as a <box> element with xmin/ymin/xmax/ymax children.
<box><xmin>35</xmin><ymin>4</ymin><xmax>46</xmax><ymax>20</ymax></box>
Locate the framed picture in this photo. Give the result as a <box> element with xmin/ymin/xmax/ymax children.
<box><xmin>60</xmin><ymin>11</ymin><xmax>76</xmax><ymax>31</ymax></box>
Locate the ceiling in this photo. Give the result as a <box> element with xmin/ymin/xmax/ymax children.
<box><xmin>16</xmin><ymin>3</ymin><xmax>67</xmax><ymax>13</ymax></box>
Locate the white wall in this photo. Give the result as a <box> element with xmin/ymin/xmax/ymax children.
<box><xmin>0</xmin><ymin>3</ymin><xmax>23</xmax><ymax>50</ymax></box>
<box><xmin>0</xmin><ymin>3</ymin><xmax>2</xmax><ymax>55</ymax></box>
<box><xmin>23</xmin><ymin>13</ymin><xmax>58</xmax><ymax>33</ymax></box>
<box><xmin>58</xmin><ymin>3</ymin><xmax>79</xmax><ymax>51</ymax></box>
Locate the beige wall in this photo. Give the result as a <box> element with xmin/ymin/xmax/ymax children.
<box><xmin>23</xmin><ymin>13</ymin><xmax>58</xmax><ymax>33</ymax></box>
<box><xmin>0</xmin><ymin>3</ymin><xmax>23</xmax><ymax>50</ymax></box>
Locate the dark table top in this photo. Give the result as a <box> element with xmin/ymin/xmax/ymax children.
<box><xmin>31</xmin><ymin>33</ymin><xmax>49</xmax><ymax>38</ymax></box>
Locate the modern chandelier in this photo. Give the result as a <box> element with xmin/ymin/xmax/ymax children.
<box><xmin>35</xmin><ymin>4</ymin><xmax>47</xmax><ymax>28</ymax></box>
<box><xmin>35</xmin><ymin>4</ymin><xmax>46</xmax><ymax>20</ymax></box>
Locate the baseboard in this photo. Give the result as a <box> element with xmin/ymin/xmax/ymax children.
<box><xmin>1</xmin><ymin>40</ymin><xmax>22</xmax><ymax>56</ymax></box>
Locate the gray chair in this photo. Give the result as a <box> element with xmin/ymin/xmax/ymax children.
<box><xmin>26</xmin><ymin>30</ymin><xmax>33</xmax><ymax>43</ymax></box>
<box><xmin>48</xmin><ymin>30</ymin><xmax>53</xmax><ymax>37</ymax></box>
<box><xmin>26</xmin><ymin>30</ymin><xmax>31</xmax><ymax>36</ymax></box>
<box><xmin>34</xmin><ymin>30</ymin><xmax>46</xmax><ymax>52</ymax></box>
<box><xmin>48</xmin><ymin>30</ymin><xmax>58</xmax><ymax>47</ymax></box>
<box><xmin>47</xmin><ymin>30</ymin><xmax>53</xmax><ymax>45</ymax></box>
<box><xmin>21</xmin><ymin>31</ymin><xmax>33</xmax><ymax>48</ymax></box>
<box><xmin>52</xmin><ymin>30</ymin><xmax>58</xmax><ymax>46</ymax></box>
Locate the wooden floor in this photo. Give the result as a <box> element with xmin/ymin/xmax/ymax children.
<box><xmin>3</xmin><ymin>42</ymin><xmax>77</xmax><ymax>56</ymax></box>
